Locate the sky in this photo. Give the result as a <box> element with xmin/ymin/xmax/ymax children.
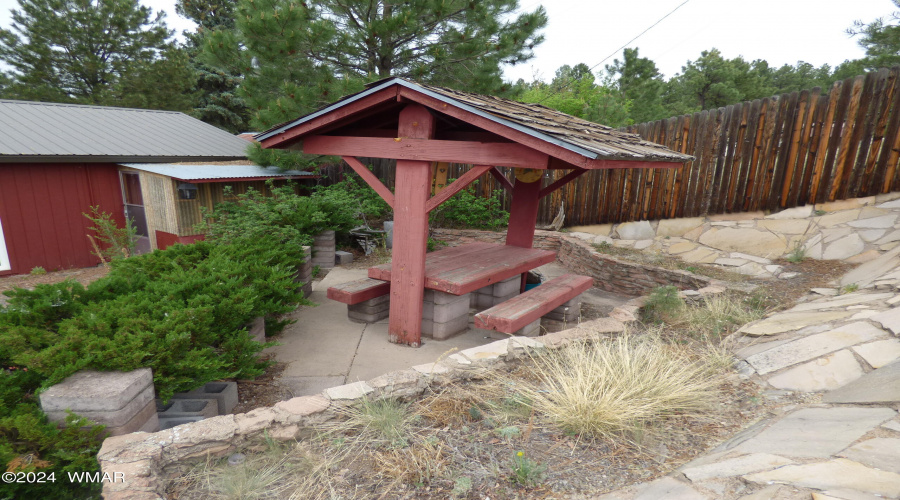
<box><xmin>0</xmin><ymin>0</ymin><xmax>895</xmax><ymax>82</ymax></box>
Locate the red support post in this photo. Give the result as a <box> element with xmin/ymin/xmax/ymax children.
<box><xmin>506</xmin><ymin>174</ymin><xmax>543</xmax><ymax>293</ymax></box>
<box><xmin>388</xmin><ymin>104</ymin><xmax>436</xmax><ymax>346</ymax></box>
<box><xmin>505</xmin><ymin>175</ymin><xmax>543</xmax><ymax>249</ymax></box>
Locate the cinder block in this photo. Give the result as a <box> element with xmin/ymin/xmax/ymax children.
<box><xmin>45</xmin><ymin>384</ymin><xmax>154</xmax><ymax>428</ymax></box>
<box><xmin>491</xmin><ymin>276</ymin><xmax>522</xmax><ymax>297</ymax></box>
<box><xmin>360</xmin><ymin>294</ymin><xmax>390</xmax><ymax>306</ymax></box>
<box><xmin>475</xmin><ymin>292</ymin><xmax>495</xmax><ymax>310</ymax></box>
<box><xmin>314</xmin><ymin>230</ymin><xmax>335</xmax><ymax>243</ymax></box>
<box><xmin>248</xmin><ymin>316</ymin><xmax>265</xmax><ymax>343</ymax></box>
<box><xmin>171</xmin><ymin>381</ymin><xmax>238</xmax><ymax>415</ymax></box>
<box><xmin>137</xmin><ymin>413</ymin><xmax>160</xmax><ymax>433</ymax></box>
<box><xmin>541</xmin><ymin>317</ymin><xmax>575</xmax><ymax>334</ymax></box>
<box><xmin>335</xmin><ymin>251</ymin><xmax>354</xmax><ymax>265</ymax></box>
<box><xmin>421</xmin><ymin>314</ymin><xmax>469</xmax><ymax>340</ymax></box>
<box><xmin>424</xmin><ymin>289</ymin><xmax>470</xmax><ymax>306</ymax></box>
<box><xmin>300</xmin><ymin>283</ymin><xmax>313</xmax><ymax>299</ymax></box>
<box><xmin>422</xmin><ymin>300</ymin><xmax>434</xmax><ymax>320</ymax></box>
<box><xmin>156</xmin><ymin>398</ymin><xmax>218</xmax><ymax>419</ymax></box>
<box><xmin>40</xmin><ymin>368</ymin><xmax>153</xmax><ymax>413</ymax></box>
<box><xmin>348</xmin><ymin>302</ymin><xmax>390</xmax><ymax>315</ymax></box>
<box><xmin>492</xmin><ymin>291</ymin><xmax>519</xmax><ymax>306</ymax></box>
<box><xmin>159</xmin><ymin>416</ymin><xmax>206</xmax><ymax>431</ymax></box>
<box><xmin>348</xmin><ymin>309</ymin><xmax>389</xmax><ymax>323</ymax></box>
<box><xmin>432</xmin><ymin>296</ymin><xmax>470</xmax><ymax>323</ymax></box>
<box><xmin>515</xmin><ymin>319</ymin><xmax>542</xmax><ymax>337</ymax></box>
<box><xmin>104</xmin><ymin>399</ymin><xmax>159</xmax><ymax>436</ymax></box>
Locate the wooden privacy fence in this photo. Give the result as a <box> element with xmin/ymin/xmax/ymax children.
<box><xmin>320</xmin><ymin>66</ymin><xmax>900</xmax><ymax>225</ymax></box>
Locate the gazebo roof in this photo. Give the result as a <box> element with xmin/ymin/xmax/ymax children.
<box><xmin>256</xmin><ymin>78</ymin><xmax>692</xmax><ymax>169</ymax></box>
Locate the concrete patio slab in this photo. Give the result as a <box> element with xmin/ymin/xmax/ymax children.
<box><xmin>268</xmin><ymin>263</ymin><xmax>631</xmax><ymax>398</ymax></box>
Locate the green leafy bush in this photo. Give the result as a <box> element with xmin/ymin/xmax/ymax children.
<box><xmin>197</xmin><ymin>177</ymin><xmax>387</xmax><ymax>248</ymax></box>
<box><xmin>2</xmin><ymin>234</ymin><xmax>303</xmax><ymax>400</ymax></box>
<box><xmin>0</xmin><ymin>231</ymin><xmax>307</xmax><ymax>498</ymax></box>
<box><xmin>312</xmin><ymin>174</ymin><xmax>391</xmax><ymax>228</ymax></box>
<box><xmin>429</xmin><ymin>181</ymin><xmax>509</xmax><ymax>231</ymax></box>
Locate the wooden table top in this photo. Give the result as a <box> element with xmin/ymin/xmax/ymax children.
<box><xmin>368</xmin><ymin>242</ymin><xmax>556</xmax><ymax>295</ymax></box>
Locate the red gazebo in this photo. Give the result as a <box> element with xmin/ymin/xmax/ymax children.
<box><xmin>257</xmin><ymin>78</ymin><xmax>692</xmax><ymax>346</ymax></box>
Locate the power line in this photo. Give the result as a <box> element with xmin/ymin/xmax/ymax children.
<box><xmin>538</xmin><ymin>0</ymin><xmax>691</xmax><ymax>102</ymax></box>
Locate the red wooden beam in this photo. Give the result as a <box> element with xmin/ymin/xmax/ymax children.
<box><xmin>303</xmin><ymin>135</ymin><xmax>549</xmax><ymax>169</ymax></box>
<box><xmin>489</xmin><ymin>167</ymin><xmax>513</xmax><ymax>193</ymax></box>
<box><xmin>388</xmin><ymin>104</ymin><xmax>436</xmax><ymax>346</ymax></box>
<box><xmin>259</xmin><ymin>86</ymin><xmax>400</xmax><ymax>149</ymax></box>
<box><xmin>539</xmin><ymin>169</ymin><xmax>587</xmax><ymax>199</ymax></box>
<box><xmin>342</xmin><ymin>156</ymin><xmax>394</xmax><ymax>208</ymax></box>
<box><xmin>425</xmin><ymin>165</ymin><xmax>492</xmax><ymax>213</ymax></box>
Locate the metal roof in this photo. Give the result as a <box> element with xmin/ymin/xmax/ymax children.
<box><xmin>257</xmin><ymin>78</ymin><xmax>693</xmax><ymax>164</ymax></box>
<box><xmin>0</xmin><ymin>100</ymin><xmax>251</xmax><ymax>163</ymax></box>
<box><xmin>122</xmin><ymin>163</ymin><xmax>316</xmax><ymax>182</ymax></box>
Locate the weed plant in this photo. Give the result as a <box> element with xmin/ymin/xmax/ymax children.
<box><xmin>785</xmin><ymin>241</ymin><xmax>806</xmax><ymax>263</ymax></box>
<box><xmin>509</xmin><ymin>451</ymin><xmax>547</xmax><ymax>487</ymax></box>
<box><xmin>641</xmin><ymin>285</ymin><xmax>685</xmax><ymax>324</ymax></box>
<box><xmin>84</xmin><ymin>206</ymin><xmax>137</xmax><ymax>262</ymax></box>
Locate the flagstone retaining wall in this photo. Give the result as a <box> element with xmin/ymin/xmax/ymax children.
<box><xmin>553</xmin><ymin>191</ymin><xmax>900</xmax><ymax>280</ymax></box>
<box><xmin>431</xmin><ymin>229</ymin><xmax>715</xmax><ymax>296</ymax></box>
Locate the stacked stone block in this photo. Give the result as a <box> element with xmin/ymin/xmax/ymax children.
<box><xmin>171</xmin><ymin>381</ymin><xmax>238</xmax><ymax>415</ymax></box>
<box><xmin>541</xmin><ymin>296</ymin><xmax>583</xmax><ymax>334</ymax></box>
<box><xmin>157</xmin><ymin>399</ymin><xmax>217</xmax><ymax>418</ymax></box>
<box><xmin>248</xmin><ymin>316</ymin><xmax>266</xmax><ymax>343</ymax></box>
<box><xmin>471</xmin><ymin>276</ymin><xmax>521</xmax><ymax>309</ymax></box>
<box><xmin>335</xmin><ymin>250</ymin><xmax>354</xmax><ymax>265</ymax></box>
<box><xmin>348</xmin><ymin>294</ymin><xmax>390</xmax><ymax>323</ymax></box>
<box><xmin>422</xmin><ymin>290</ymin><xmax>471</xmax><ymax>340</ymax></box>
<box><xmin>39</xmin><ymin>368</ymin><xmax>158</xmax><ymax>436</ymax></box>
<box><xmin>312</xmin><ymin>230</ymin><xmax>336</xmax><ymax>270</ymax></box>
<box><xmin>294</xmin><ymin>246</ymin><xmax>314</xmax><ymax>299</ymax></box>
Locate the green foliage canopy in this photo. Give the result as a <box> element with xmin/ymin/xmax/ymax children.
<box><xmin>202</xmin><ymin>0</ymin><xmax>547</xmax><ymax>130</ymax></box>
<box><xmin>0</xmin><ymin>0</ymin><xmax>194</xmax><ymax>111</ymax></box>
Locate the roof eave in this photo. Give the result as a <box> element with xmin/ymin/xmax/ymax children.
<box><xmin>256</xmin><ymin>78</ymin><xmax>602</xmax><ymax>160</ymax></box>
<box><xmin>0</xmin><ymin>155</ymin><xmax>248</xmax><ymax>164</ymax></box>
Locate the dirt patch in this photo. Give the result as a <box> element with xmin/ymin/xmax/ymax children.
<box><xmin>169</xmin><ymin>359</ymin><xmax>783</xmax><ymax>500</ymax></box>
<box><xmin>232</xmin><ymin>356</ymin><xmax>291</xmax><ymax>415</ymax></box>
<box><xmin>0</xmin><ymin>266</ymin><xmax>109</xmax><ymax>298</ymax></box>
<box><xmin>749</xmin><ymin>258</ymin><xmax>857</xmax><ymax>307</ymax></box>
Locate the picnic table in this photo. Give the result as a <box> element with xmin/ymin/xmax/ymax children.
<box><xmin>368</xmin><ymin>242</ymin><xmax>555</xmax><ymax>295</ymax></box>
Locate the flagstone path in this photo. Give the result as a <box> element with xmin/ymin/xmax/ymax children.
<box><xmin>595</xmin><ymin>247</ymin><xmax>900</xmax><ymax>499</ymax></box>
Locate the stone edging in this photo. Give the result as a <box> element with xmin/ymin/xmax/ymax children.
<box><xmin>98</xmin><ymin>312</ymin><xmax>642</xmax><ymax>499</ymax></box>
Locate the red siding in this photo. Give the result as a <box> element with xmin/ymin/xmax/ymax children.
<box><xmin>155</xmin><ymin>231</ymin><xmax>204</xmax><ymax>250</ymax></box>
<box><xmin>0</xmin><ymin>163</ymin><xmax>125</xmax><ymax>276</ymax></box>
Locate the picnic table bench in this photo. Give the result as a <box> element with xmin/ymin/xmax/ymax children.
<box><xmin>329</xmin><ymin>242</ymin><xmax>591</xmax><ymax>338</ymax></box>
<box><xmin>474</xmin><ymin>274</ymin><xmax>593</xmax><ymax>334</ymax></box>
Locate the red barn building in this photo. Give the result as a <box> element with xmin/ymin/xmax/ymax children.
<box><xmin>0</xmin><ymin>100</ymin><xmax>254</xmax><ymax>276</ymax></box>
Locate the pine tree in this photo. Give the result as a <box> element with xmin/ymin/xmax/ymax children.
<box><xmin>202</xmin><ymin>0</ymin><xmax>547</xmax><ymax>130</ymax></box>
<box><xmin>605</xmin><ymin>48</ymin><xmax>667</xmax><ymax>123</ymax></box>
<box><xmin>849</xmin><ymin>1</ymin><xmax>900</xmax><ymax>70</ymax></box>
<box><xmin>0</xmin><ymin>0</ymin><xmax>182</xmax><ymax>106</ymax></box>
<box><xmin>177</xmin><ymin>0</ymin><xmax>251</xmax><ymax>132</ymax></box>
